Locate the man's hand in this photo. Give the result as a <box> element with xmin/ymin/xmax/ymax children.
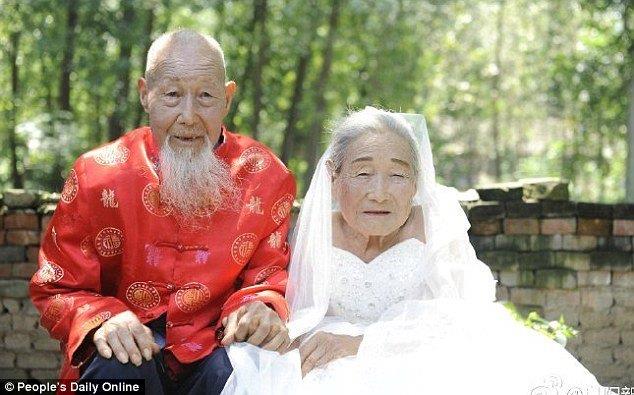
<box><xmin>220</xmin><ymin>301</ymin><xmax>290</xmax><ymax>352</ymax></box>
<box><xmin>92</xmin><ymin>311</ymin><xmax>160</xmax><ymax>366</ymax></box>
<box><xmin>299</xmin><ymin>332</ymin><xmax>362</xmax><ymax>376</ymax></box>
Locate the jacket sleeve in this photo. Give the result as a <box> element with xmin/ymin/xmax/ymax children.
<box><xmin>29</xmin><ymin>157</ymin><xmax>129</xmax><ymax>367</ymax></box>
<box><xmin>219</xmin><ymin>171</ymin><xmax>297</xmax><ymax>322</ymax></box>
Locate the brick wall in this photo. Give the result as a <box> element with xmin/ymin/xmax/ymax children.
<box><xmin>0</xmin><ymin>190</ymin><xmax>60</xmax><ymax>380</ymax></box>
<box><xmin>1</xmin><ymin>180</ymin><xmax>633</xmax><ymax>385</ymax></box>
<box><xmin>468</xmin><ymin>179</ymin><xmax>634</xmax><ymax>386</ymax></box>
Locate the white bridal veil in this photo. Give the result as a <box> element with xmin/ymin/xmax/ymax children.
<box><xmin>285</xmin><ymin>109</ymin><xmax>497</xmax><ymax>340</ymax></box>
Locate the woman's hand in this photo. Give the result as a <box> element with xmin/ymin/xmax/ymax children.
<box><xmin>299</xmin><ymin>331</ymin><xmax>362</xmax><ymax>376</ymax></box>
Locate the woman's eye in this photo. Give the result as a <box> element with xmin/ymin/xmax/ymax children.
<box><xmin>391</xmin><ymin>174</ymin><xmax>405</xmax><ymax>178</ymax></box>
<box><xmin>356</xmin><ymin>172</ymin><xmax>370</xmax><ymax>177</ymax></box>
<box><xmin>165</xmin><ymin>91</ymin><xmax>178</xmax><ymax>97</ymax></box>
<box><xmin>201</xmin><ymin>92</ymin><xmax>213</xmax><ymax>98</ymax></box>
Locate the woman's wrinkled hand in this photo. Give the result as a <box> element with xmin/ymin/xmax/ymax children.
<box><xmin>299</xmin><ymin>331</ymin><xmax>362</xmax><ymax>376</ymax></box>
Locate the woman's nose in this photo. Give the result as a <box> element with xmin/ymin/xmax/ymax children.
<box><xmin>368</xmin><ymin>176</ymin><xmax>389</xmax><ymax>202</ymax></box>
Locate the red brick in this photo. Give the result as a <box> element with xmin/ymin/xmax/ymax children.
<box><xmin>577</xmin><ymin>218</ymin><xmax>611</xmax><ymax>236</ymax></box>
<box><xmin>0</xmin><ymin>264</ymin><xmax>12</xmax><ymax>278</ymax></box>
<box><xmin>470</xmin><ymin>219</ymin><xmax>501</xmax><ymax>236</ymax></box>
<box><xmin>4</xmin><ymin>212</ymin><xmax>39</xmax><ymax>230</ymax></box>
<box><xmin>0</xmin><ymin>230</ymin><xmax>5</xmax><ymax>245</ymax></box>
<box><xmin>0</xmin><ymin>216</ymin><xmax>3</xmax><ymax>229</ymax></box>
<box><xmin>504</xmin><ymin>218</ymin><xmax>540</xmax><ymax>235</ymax></box>
<box><xmin>40</xmin><ymin>215</ymin><xmax>53</xmax><ymax>232</ymax></box>
<box><xmin>540</xmin><ymin>218</ymin><xmax>576</xmax><ymax>235</ymax></box>
<box><xmin>614</xmin><ymin>220</ymin><xmax>634</xmax><ymax>236</ymax></box>
<box><xmin>11</xmin><ymin>262</ymin><xmax>37</xmax><ymax>279</ymax></box>
<box><xmin>26</xmin><ymin>246</ymin><xmax>39</xmax><ymax>263</ymax></box>
<box><xmin>6</xmin><ymin>230</ymin><xmax>40</xmax><ymax>246</ymax></box>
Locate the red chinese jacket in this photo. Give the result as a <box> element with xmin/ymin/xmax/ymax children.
<box><xmin>29</xmin><ymin>126</ymin><xmax>296</xmax><ymax>380</ymax></box>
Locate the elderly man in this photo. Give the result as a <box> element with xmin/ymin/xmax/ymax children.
<box><xmin>29</xmin><ymin>30</ymin><xmax>296</xmax><ymax>394</ymax></box>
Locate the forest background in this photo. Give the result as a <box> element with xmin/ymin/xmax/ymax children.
<box><xmin>0</xmin><ymin>0</ymin><xmax>632</xmax><ymax>201</ymax></box>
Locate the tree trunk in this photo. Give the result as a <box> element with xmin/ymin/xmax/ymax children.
<box><xmin>281</xmin><ymin>51</ymin><xmax>311</xmax><ymax>164</ymax></box>
<box><xmin>59</xmin><ymin>0</ymin><xmax>78</xmax><ymax>112</ymax></box>
<box><xmin>8</xmin><ymin>28</ymin><xmax>23</xmax><ymax>188</ymax></box>
<box><xmin>249</xmin><ymin>0</ymin><xmax>270</xmax><ymax>139</ymax></box>
<box><xmin>135</xmin><ymin>5</ymin><xmax>155</xmax><ymax>128</ymax></box>
<box><xmin>624</xmin><ymin>3</ymin><xmax>634</xmax><ymax>202</ymax></box>
<box><xmin>107</xmin><ymin>3</ymin><xmax>136</xmax><ymax>140</ymax></box>
<box><xmin>490</xmin><ymin>0</ymin><xmax>505</xmax><ymax>181</ymax></box>
<box><xmin>303</xmin><ymin>0</ymin><xmax>342</xmax><ymax>191</ymax></box>
<box><xmin>226</xmin><ymin>0</ymin><xmax>264</xmax><ymax>130</ymax></box>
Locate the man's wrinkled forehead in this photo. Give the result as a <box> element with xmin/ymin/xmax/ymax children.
<box><xmin>145</xmin><ymin>31</ymin><xmax>226</xmax><ymax>85</ymax></box>
<box><xmin>151</xmin><ymin>54</ymin><xmax>223</xmax><ymax>84</ymax></box>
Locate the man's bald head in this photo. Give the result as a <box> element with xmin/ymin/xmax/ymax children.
<box><xmin>145</xmin><ymin>29</ymin><xmax>226</xmax><ymax>87</ymax></box>
<box><xmin>137</xmin><ymin>28</ymin><xmax>237</xmax><ymax>161</ymax></box>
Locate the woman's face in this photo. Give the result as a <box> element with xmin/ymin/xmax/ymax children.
<box><xmin>333</xmin><ymin>131</ymin><xmax>417</xmax><ymax>237</ymax></box>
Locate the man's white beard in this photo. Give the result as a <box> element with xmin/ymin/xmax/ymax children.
<box><xmin>159</xmin><ymin>135</ymin><xmax>239</xmax><ymax>217</ymax></box>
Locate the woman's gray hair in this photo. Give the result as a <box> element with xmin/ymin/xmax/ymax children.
<box><xmin>329</xmin><ymin>107</ymin><xmax>421</xmax><ymax>177</ymax></box>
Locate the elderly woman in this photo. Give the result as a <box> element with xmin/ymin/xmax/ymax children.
<box><xmin>222</xmin><ymin>107</ymin><xmax>610</xmax><ymax>395</ymax></box>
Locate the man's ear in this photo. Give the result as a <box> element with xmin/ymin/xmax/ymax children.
<box><xmin>138</xmin><ymin>78</ymin><xmax>149</xmax><ymax>112</ymax></box>
<box><xmin>224</xmin><ymin>81</ymin><xmax>237</xmax><ymax>115</ymax></box>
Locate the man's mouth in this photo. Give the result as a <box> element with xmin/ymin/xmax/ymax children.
<box><xmin>172</xmin><ymin>135</ymin><xmax>203</xmax><ymax>143</ymax></box>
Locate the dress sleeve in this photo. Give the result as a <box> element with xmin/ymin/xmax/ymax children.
<box><xmin>423</xmin><ymin>185</ymin><xmax>497</xmax><ymax>302</ymax></box>
<box><xmin>426</xmin><ymin>236</ymin><xmax>497</xmax><ymax>302</ymax></box>
<box><xmin>219</xmin><ymin>172</ymin><xmax>297</xmax><ymax>323</ymax></box>
<box><xmin>29</xmin><ymin>158</ymin><xmax>129</xmax><ymax>367</ymax></box>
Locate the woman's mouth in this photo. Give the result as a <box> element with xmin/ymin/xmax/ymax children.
<box><xmin>363</xmin><ymin>210</ymin><xmax>391</xmax><ymax>215</ymax></box>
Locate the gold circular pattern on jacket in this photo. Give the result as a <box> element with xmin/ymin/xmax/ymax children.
<box><xmin>271</xmin><ymin>193</ymin><xmax>293</xmax><ymax>225</ymax></box>
<box><xmin>231</xmin><ymin>233</ymin><xmax>258</xmax><ymax>266</ymax></box>
<box><xmin>94</xmin><ymin>227</ymin><xmax>124</xmax><ymax>257</ymax></box>
<box><xmin>42</xmin><ymin>294</ymin><xmax>72</xmax><ymax>325</ymax></box>
<box><xmin>94</xmin><ymin>144</ymin><xmax>130</xmax><ymax>166</ymax></box>
<box><xmin>142</xmin><ymin>183</ymin><xmax>173</xmax><ymax>217</ymax></box>
<box><xmin>61</xmin><ymin>169</ymin><xmax>79</xmax><ymax>204</ymax></box>
<box><xmin>254</xmin><ymin>266</ymin><xmax>282</xmax><ymax>284</ymax></box>
<box><xmin>35</xmin><ymin>259</ymin><xmax>64</xmax><ymax>285</ymax></box>
<box><xmin>125</xmin><ymin>282</ymin><xmax>160</xmax><ymax>310</ymax></box>
<box><xmin>175</xmin><ymin>282</ymin><xmax>211</xmax><ymax>313</ymax></box>
<box><xmin>238</xmin><ymin>146</ymin><xmax>271</xmax><ymax>173</ymax></box>
<box><xmin>81</xmin><ymin>311</ymin><xmax>112</xmax><ymax>331</ymax></box>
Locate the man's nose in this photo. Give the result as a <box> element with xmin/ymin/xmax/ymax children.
<box><xmin>178</xmin><ymin>94</ymin><xmax>196</xmax><ymax>126</ymax></box>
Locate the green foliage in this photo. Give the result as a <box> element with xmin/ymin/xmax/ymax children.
<box><xmin>502</xmin><ymin>301</ymin><xmax>579</xmax><ymax>347</ymax></box>
<box><xmin>0</xmin><ymin>0</ymin><xmax>631</xmax><ymax>199</ymax></box>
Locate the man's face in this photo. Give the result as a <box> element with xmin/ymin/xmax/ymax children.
<box><xmin>138</xmin><ymin>46</ymin><xmax>236</xmax><ymax>152</ymax></box>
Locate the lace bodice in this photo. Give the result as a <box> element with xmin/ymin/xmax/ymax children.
<box><xmin>328</xmin><ymin>238</ymin><xmax>429</xmax><ymax>324</ymax></box>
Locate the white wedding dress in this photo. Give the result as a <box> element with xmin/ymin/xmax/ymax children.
<box><xmin>221</xmin><ymin>111</ymin><xmax>611</xmax><ymax>395</ymax></box>
<box><xmin>223</xmin><ymin>238</ymin><xmax>610</xmax><ymax>395</ymax></box>
<box><xmin>301</xmin><ymin>239</ymin><xmax>609</xmax><ymax>395</ymax></box>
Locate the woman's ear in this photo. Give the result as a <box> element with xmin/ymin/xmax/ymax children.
<box><xmin>325</xmin><ymin>159</ymin><xmax>337</xmax><ymax>182</ymax></box>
